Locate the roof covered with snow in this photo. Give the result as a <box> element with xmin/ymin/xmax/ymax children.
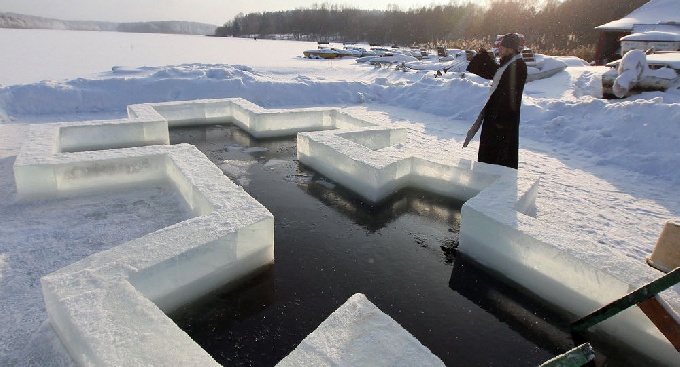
<box><xmin>621</xmin><ymin>30</ymin><xmax>680</xmax><ymax>41</ymax></box>
<box><xmin>596</xmin><ymin>0</ymin><xmax>680</xmax><ymax>31</ymax></box>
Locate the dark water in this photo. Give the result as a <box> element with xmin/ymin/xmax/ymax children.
<box><xmin>167</xmin><ymin>125</ymin><xmax>648</xmax><ymax>367</ymax></box>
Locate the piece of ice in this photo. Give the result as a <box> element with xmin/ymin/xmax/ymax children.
<box><xmin>36</xmin><ymin>144</ymin><xmax>274</xmax><ymax>366</ymax></box>
<box><xmin>277</xmin><ymin>293</ymin><xmax>445</xmax><ymax>367</ymax></box>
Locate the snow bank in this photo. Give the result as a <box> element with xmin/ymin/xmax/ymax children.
<box><xmin>0</xmin><ymin>63</ymin><xmax>378</xmax><ymax>115</ymax></box>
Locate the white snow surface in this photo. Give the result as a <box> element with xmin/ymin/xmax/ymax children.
<box><xmin>1</xmin><ymin>29</ymin><xmax>680</xmax><ymax>366</ymax></box>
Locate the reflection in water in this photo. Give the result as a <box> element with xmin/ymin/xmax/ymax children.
<box><xmin>448</xmin><ymin>256</ymin><xmax>658</xmax><ymax>367</ymax></box>
<box><xmin>171</xmin><ymin>124</ymin><xmax>464</xmax><ymax>233</ymax></box>
<box><xmin>299</xmin><ymin>167</ymin><xmax>464</xmax><ymax>232</ymax></box>
<box><xmin>169</xmin><ymin>266</ymin><xmax>275</xmax><ymax>352</ymax></box>
<box><xmin>171</xmin><ymin>124</ymin><xmax>293</xmax><ymax>153</ymax></box>
<box><xmin>449</xmin><ymin>256</ymin><xmax>574</xmax><ymax>353</ymax></box>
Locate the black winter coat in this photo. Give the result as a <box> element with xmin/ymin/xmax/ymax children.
<box><xmin>466</xmin><ymin>52</ymin><xmax>527</xmax><ymax>169</ymax></box>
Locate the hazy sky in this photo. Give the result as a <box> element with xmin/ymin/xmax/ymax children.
<box><xmin>0</xmin><ymin>0</ymin><xmax>489</xmax><ymax>26</ymax></box>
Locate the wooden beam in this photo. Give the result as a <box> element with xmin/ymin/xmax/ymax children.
<box><xmin>638</xmin><ymin>296</ymin><xmax>680</xmax><ymax>352</ymax></box>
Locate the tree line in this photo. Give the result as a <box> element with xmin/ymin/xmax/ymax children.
<box><xmin>215</xmin><ymin>0</ymin><xmax>649</xmax><ymax>61</ymax></box>
<box><xmin>0</xmin><ymin>12</ymin><xmax>217</xmax><ymax>35</ymax></box>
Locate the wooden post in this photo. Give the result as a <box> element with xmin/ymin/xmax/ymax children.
<box><xmin>638</xmin><ymin>296</ymin><xmax>680</xmax><ymax>352</ymax></box>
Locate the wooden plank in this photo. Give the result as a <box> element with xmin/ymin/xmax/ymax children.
<box><xmin>638</xmin><ymin>296</ymin><xmax>680</xmax><ymax>352</ymax></box>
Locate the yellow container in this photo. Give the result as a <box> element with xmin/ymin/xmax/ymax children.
<box><xmin>647</xmin><ymin>220</ymin><xmax>680</xmax><ymax>273</ymax></box>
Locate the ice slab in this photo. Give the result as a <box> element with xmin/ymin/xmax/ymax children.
<box><xmin>277</xmin><ymin>293</ymin><xmax>445</xmax><ymax>367</ymax></box>
<box><xmin>297</xmin><ymin>127</ymin><xmax>520</xmax><ymax>204</ymax></box>
<box><xmin>34</xmin><ymin>144</ymin><xmax>273</xmax><ymax>366</ymax></box>
<box><xmin>127</xmin><ymin>98</ymin><xmax>375</xmax><ymax>139</ymax></box>
<box><xmin>462</xmin><ymin>185</ymin><xmax>680</xmax><ymax>366</ymax></box>
<box><xmin>15</xmin><ymin>99</ymin><xmax>382</xmax><ymax>200</ymax></box>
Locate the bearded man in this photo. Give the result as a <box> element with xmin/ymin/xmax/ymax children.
<box><xmin>464</xmin><ymin>33</ymin><xmax>528</xmax><ymax>169</ymax></box>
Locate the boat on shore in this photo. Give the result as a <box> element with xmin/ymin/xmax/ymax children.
<box><xmin>602</xmin><ymin>50</ymin><xmax>680</xmax><ymax>98</ymax></box>
<box><xmin>401</xmin><ymin>47</ymin><xmax>568</xmax><ymax>82</ymax></box>
<box><xmin>303</xmin><ymin>48</ymin><xmax>340</xmax><ymax>59</ymax></box>
<box><xmin>524</xmin><ymin>51</ymin><xmax>569</xmax><ymax>82</ymax></box>
<box><xmin>303</xmin><ymin>43</ymin><xmax>372</xmax><ymax>59</ymax></box>
<box><xmin>600</xmin><ymin>29</ymin><xmax>680</xmax><ymax>98</ymax></box>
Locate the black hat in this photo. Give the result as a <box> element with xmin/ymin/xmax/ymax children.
<box><xmin>500</xmin><ymin>33</ymin><xmax>521</xmax><ymax>52</ymax></box>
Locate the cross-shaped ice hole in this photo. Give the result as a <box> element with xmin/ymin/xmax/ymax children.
<box><xmin>13</xmin><ymin>97</ymin><xmax>680</xmax><ymax>366</ymax></box>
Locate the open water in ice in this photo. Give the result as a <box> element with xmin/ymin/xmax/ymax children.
<box><xmin>166</xmin><ymin>125</ymin><xmax>643</xmax><ymax>367</ymax></box>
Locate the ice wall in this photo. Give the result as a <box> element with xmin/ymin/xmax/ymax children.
<box><xmin>462</xmin><ymin>187</ymin><xmax>680</xmax><ymax>365</ymax></box>
<box><xmin>15</xmin><ymin>98</ymin><xmax>380</xmax><ymax>200</ymax></box>
<box><xmin>128</xmin><ymin>98</ymin><xmax>345</xmax><ymax>138</ymax></box>
<box><xmin>19</xmin><ymin>142</ymin><xmax>274</xmax><ymax>366</ymax></box>
<box><xmin>12</xmin><ymin>98</ymin><xmax>387</xmax><ymax>366</ymax></box>
<box><xmin>15</xmin><ymin>97</ymin><xmax>680</xmax><ymax>366</ymax></box>
<box><xmin>297</xmin><ymin>127</ymin><xmax>519</xmax><ymax>204</ymax></box>
<box><xmin>297</xmin><ymin>119</ymin><xmax>680</xmax><ymax>367</ymax></box>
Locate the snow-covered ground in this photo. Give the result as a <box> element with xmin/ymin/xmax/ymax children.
<box><xmin>1</xmin><ymin>28</ymin><xmax>679</xmax><ymax>365</ymax></box>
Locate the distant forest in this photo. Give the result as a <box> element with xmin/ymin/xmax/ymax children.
<box><xmin>0</xmin><ymin>12</ymin><xmax>217</xmax><ymax>36</ymax></box>
<box><xmin>215</xmin><ymin>0</ymin><xmax>649</xmax><ymax>60</ymax></box>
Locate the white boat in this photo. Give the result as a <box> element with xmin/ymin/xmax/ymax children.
<box><xmin>369</xmin><ymin>54</ymin><xmax>419</xmax><ymax>66</ymax></box>
<box><xmin>402</xmin><ymin>48</ymin><xmax>568</xmax><ymax>82</ymax></box>
<box><xmin>601</xmin><ymin>28</ymin><xmax>680</xmax><ymax>97</ymax></box>
<box><xmin>356</xmin><ymin>47</ymin><xmax>418</xmax><ymax>65</ymax></box>
<box><xmin>303</xmin><ymin>44</ymin><xmax>361</xmax><ymax>59</ymax></box>
<box><xmin>343</xmin><ymin>45</ymin><xmax>373</xmax><ymax>57</ymax></box>
<box><xmin>524</xmin><ymin>52</ymin><xmax>569</xmax><ymax>82</ymax></box>
<box><xmin>602</xmin><ymin>50</ymin><xmax>680</xmax><ymax>98</ymax></box>
<box><xmin>331</xmin><ymin>48</ymin><xmax>354</xmax><ymax>58</ymax></box>
<box><xmin>403</xmin><ymin>50</ymin><xmax>469</xmax><ymax>72</ymax></box>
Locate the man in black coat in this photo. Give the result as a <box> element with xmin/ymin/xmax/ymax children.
<box><xmin>465</xmin><ymin>33</ymin><xmax>527</xmax><ymax>169</ymax></box>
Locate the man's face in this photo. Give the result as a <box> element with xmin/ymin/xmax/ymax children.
<box><xmin>498</xmin><ymin>45</ymin><xmax>514</xmax><ymax>58</ymax></box>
